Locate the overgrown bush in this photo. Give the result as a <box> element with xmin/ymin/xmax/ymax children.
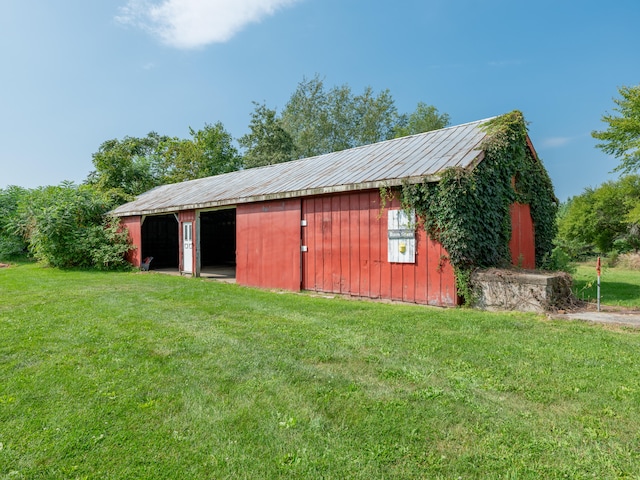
<box><xmin>0</xmin><ymin>186</ymin><xmax>30</xmax><ymax>259</ymax></box>
<box><xmin>541</xmin><ymin>246</ymin><xmax>576</xmax><ymax>274</ymax></box>
<box><xmin>13</xmin><ymin>182</ymin><xmax>132</xmax><ymax>269</ymax></box>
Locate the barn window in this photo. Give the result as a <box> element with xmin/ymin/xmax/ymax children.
<box><xmin>388</xmin><ymin>209</ymin><xmax>416</xmax><ymax>263</ymax></box>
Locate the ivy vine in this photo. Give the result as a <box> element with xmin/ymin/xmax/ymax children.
<box><xmin>397</xmin><ymin>110</ymin><xmax>558</xmax><ymax>304</ymax></box>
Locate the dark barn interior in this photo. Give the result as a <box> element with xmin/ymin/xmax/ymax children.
<box><xmin>200</xmin><ymin>209</ymin><xmax>236</xmax><ymax>267</ymax></box>
<box><xmin>141</xmin><ymin>214</ymin><xmax>179</xmax><ymax>269</ymax></box>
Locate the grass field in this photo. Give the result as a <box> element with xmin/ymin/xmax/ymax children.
<box><xmin>1</xmin><ymin>262</ymin><xmax>640</xmax><ymax>479</ymax></box>
<box><xmin>573</xmin><ymin>261</ymin><xmax>640</xmax><ymax>308</ymax></box>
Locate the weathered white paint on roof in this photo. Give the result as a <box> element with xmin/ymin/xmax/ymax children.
<box><xmin>112</xmin><ymin>117</ymin><xmax>494</xmax><ymax>217</ymax></box>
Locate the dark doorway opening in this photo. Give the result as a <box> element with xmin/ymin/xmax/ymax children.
<box><xmin>141</xmin><ymin>214</ymin><xmax>179</xmax><ymax>269</ymax></box>
<box><xmin>200</xmin><ymin>209</ymin><xmax>236</xmax><ymax>268</ymax></box>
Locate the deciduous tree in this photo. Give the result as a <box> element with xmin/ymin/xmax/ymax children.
<box><xmin>161</xmin><ymin>122</ymin><xmax>242</xmax><ymax>182</ymax></box>
<box><xmin>86</xmin><ymin>132</ymin><xmax>169</xmax><ymax>201</ymax></box>
<box><xmin>557</xmin><ymin>175</ymin><xmax>640</xmax><ymax>254</ymax></box>
<box><xmin>238</xmin><ymin>103</ymin><xmax>296</xmax><ymax>168</ymax></box>
<box><xmin>592</xmin><ymin>84</ymin><xmax>640</xmax><ymax>174</ymax></box>
<box><xmin>394</xmin><ymin>102</ymin><xmax>450</xmax><ymax>137</ymax></box>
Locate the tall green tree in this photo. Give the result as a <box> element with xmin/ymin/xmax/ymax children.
<box><xmin>238</xmin><ymin>103</ymin><xmax>296</xmax><ymax>168</ymax></box>
<box><xmin>394</xmin><ymin>102</ymin><xmax>451</xmax><ymax>137</ymax></box>
<box><xmin>86</xmin><ymin>132</ymin><xmax>169</xmax><ymax>201</ymax></box>
<box><xmin>351</xmin><ymin>86</ymin><xmax>398</xmax><ymax>146</ymax></box>
<box><xmin>238</xmin><ymin>75</ymin><xmax>449</xmax><ymax>169</ymax></box>
<box><xmin>161</xmin><ymin>122</ymin><xmax>242</xmax><ymax>183</ymax></box>
<box><xmin>280</xmin><ymin>75</ymin><xmax>333</xmax><ymax>158</ymax></box>
<box><xmin>592</xmin><ymin>84</ymin><xmax>640</xmax><ymax>174</ymax></box>
<box><xmin>280</xmin><ymin>75</ymin><xmax>400</xmax><ymax>158</ymax></box>
<box><xmin>557</xmin><ymin>175</ymin><xmax>640</xmax><ymax>254</ymax></box>
<box><xmin>88</xmin><ymin>123</ymin><xmax>241</xmax><ymax>200</ymax></box>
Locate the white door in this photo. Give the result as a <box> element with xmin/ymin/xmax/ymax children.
<box><xmin>183</xmin><ymin>222</ymin><xmax>193</xmax><ymax>274</ymax></box>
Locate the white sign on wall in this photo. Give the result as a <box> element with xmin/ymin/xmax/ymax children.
<box><xmin>388</xmin><ymin>209</ymin><xmax>416</xmax><ymax>263</ymax></box>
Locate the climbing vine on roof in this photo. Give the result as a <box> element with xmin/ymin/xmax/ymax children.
<box><xmin>398</xmin><ymin>110</ymin><xmax>557</xmax><ymax>302</ymax></box>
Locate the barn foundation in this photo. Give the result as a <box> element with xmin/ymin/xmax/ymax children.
<box><xmin>472</xmin><ymin>269</ymin><xmax>573</xmax><ymax>313</ymax></box>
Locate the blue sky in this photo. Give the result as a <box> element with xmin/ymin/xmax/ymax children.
<box><xmin>1</xmin><ymin>0</ymin><xmax>639</xmax><ymax>201</ymax></box>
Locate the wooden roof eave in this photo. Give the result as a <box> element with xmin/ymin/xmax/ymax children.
<box><xmin>113</xmin><ymin>174</ymin><xmax>443</xmax><ymax>217</ymax></box>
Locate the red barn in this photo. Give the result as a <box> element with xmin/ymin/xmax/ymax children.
<box><xmin>112</xmin><ymin>116</ymin><xmax>541</xmax><ymax>307</ymax></box>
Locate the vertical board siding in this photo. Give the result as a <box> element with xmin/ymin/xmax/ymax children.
<box><xmin>121</xmin><ymin>216</ymin><xmax>142</xmax><ymax>267</ymax></box>
<box><xmin>236</xmin><ymin>199</ymin><xmax>302</xmax><ymax>291</ymax></box>
<box><xmin>302</xmin><ymin>190</ymin><xmax>457</xmax><ymax>306</ymax></box>
<box><xmin>509</xmin><ymin>203</ymin><xmax>536</xmax><ymax>269</ymax></box>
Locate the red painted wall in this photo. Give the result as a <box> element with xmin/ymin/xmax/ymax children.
<box><xmin>301</xmin><ymin>191</ymin><xmax>457</xmax><ymax>306</ymax></box>
<box><xmin>120</xmin><ymin>216</ymin><xmax>142</xmax><ymax>267</ymax></box>
<box><xmin>236</xmin><ymin>199</ymin><xmax>302</xmax><ymax>291</ymax></box>
<box><xmin>509</xmin><ymin>203</ymin><xmax>536</xmax><ymax>269</ymax></box>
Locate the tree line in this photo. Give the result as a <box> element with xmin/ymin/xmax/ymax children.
<box><xmin>88</xmin><ymin>75</ymin><xmax>450</xmax><ymax>203</ymax></box>
<box><xmin>3</xmin><ymin>78</ymin><xmax>638</xmax><ymax>270</ymax></box>
<box><xmin>556</xmin><ymin>84</ymin><xmax>640</xmax><ymax>262</ymax></box>
<box><xmin>0</xmin><ymin>75</ymin><xmax>449</xmax><ymax>268</ymax></box>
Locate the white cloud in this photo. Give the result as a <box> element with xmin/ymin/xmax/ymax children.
<box><xmin>117</xmin><ymin>0</ymin><xmax>302</xmax><ymax>49</ymax></box>
<box><xmin>540</xmin><ymin>136</ymin><xmax>573</xmax><ymax>148</ymax></box>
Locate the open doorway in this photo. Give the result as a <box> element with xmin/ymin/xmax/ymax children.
<box><xmin>199</xmin><ymin>208</ymin><xmax>236</xmax><ymax>278</ymax></box>
<box><xmin>141</xmin><ymin>214</ymin><xmax>179</xmax><ymax>270</ymax></box>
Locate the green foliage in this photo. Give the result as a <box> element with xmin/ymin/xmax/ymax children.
<box><xmin>86</xmin><ymin>215</ymin><xmax>135</xmax><ymax>270</ymax></box>
<box><xmin>557</xmin><ymin>175</ymin><xmax>640</xmax><ymax>255</ymax></box>
<box><xmin>238</xmin><ymin>102</ymin><xmax>296</xmax><ymax>168</ymax></box>
<box><xmin>242</xmin><ymin>75</ymin><xmax>450</xmax><ymax>167</ymax></box>
<box><xmin>13</xmin><ymin>183</ymin><xmax>131</xmax><ymax>269</ymax></box>
<box><xmin>0</xmin><ymin>186</ymin><xmax>30</xmax><ymax>259</ymax></box>
<box><xmin>542</xmin><ymin>246</ymin><xmax>576</xmax><ymax>274</ymax></box>
<box><xmin>86</xmin><ymin>132</ymin><xmax>169</xmax><ymax>202</ymax></box>
<box><xmin>592</xmin><ymin>84</ymin><xmax>640</xmax><ymax>174</ymax></box>
<box><xmin>160</xmin><ymin>122</ymin><xmax>242</xmax><ymax>182</ymax></box>
<box><xmin>87</xmin><ymin>124</ymin><xmax>241</xmax><ymax>201</ymax></box>
<box><xmin>399</xmin><ymin>111</ymin><xmax>558</xmax><ymax>303</ymax></box>
<box><xmin>280</xmin><ymin>75</ymin><xmax>400</xmax><ymax>158</ymax></box>
<box><xmin>393</xmin><ymin>102</ymin><xmax>450</xmax><ymax>138</ymax></box>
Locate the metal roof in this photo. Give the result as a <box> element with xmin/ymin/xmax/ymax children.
<box><xmin>112</xmin><ymin>117</ymin><xmax>495</xmax><ymax>217</ymax></box>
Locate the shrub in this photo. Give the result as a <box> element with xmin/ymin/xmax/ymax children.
<box><xmin>0</xmin><ymin>186</ymin><xmax>29</xmax><ymax>259</ymax></box>
<box><xmin>542</xmin><ymin>246</ymin><xmax>576</xmax><ymax>274</ymax></box>
<box><xmin>15</xmin><ymin>183</ymin><xmax>132</xmax><ymax>269</ymax></box>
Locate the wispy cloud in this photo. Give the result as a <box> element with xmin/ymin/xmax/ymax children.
<box><xmin>540</xmin><ymin>136</ymin><xmax>574</xmax><ymax>148</ymax></box>
<box><xmin>117</xmin><ymin>0</ymin><xmax>303</xmax><ymax>49</ymax></box>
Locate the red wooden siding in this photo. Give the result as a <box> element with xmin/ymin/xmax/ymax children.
<box><xmin>236</xmin><ymin>199</ymin><xmax>302</xmax><ymax>291</ymax></box>
<box><xmin>301</xmin><ymin>190</ymin><xmax>457</xmax><ymax>306</ymax></box>
<box><xmin>120</xmin><ymin>216</ymin><xmax>142</xmax><ymax>267</ymax></box>
<box><xmin>509</xmin><ymin>202</ymin><xmax>536</xmax><ymax>269</ymax></box>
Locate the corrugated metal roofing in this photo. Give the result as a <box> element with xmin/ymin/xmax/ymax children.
<box><xmin>112</xmin><ymin>116</ymin><xmax>495</xmax><ymax>217</ymax></box>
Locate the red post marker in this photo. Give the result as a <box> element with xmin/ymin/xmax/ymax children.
<box><xmin>596</xmin><ymin>256</ymin><xmax>601</xmax><ymax>276</ymax></box>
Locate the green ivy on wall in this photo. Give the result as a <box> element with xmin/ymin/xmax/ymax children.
<box><xmin>398</xmin><ymin>110</ymin><xmax>557</xmax><ymax>303</ymax></box>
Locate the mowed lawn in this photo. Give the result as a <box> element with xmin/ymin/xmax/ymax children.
<box><xmin>1</xmin><ymin>263</ymin><xmax>640</xmax><ymax>479</ymax></box>
<box><xmin>573</xmin><ymin>261</ymin><xmax>640</xmax><ymax>307</ymax></box>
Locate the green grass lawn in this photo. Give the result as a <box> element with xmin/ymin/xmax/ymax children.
<box><xmin>2</xmin><ymin>262</ymin><xmax>640</xmax><ymax>479</ymax></box>
<box><xmin>573</xmin><ymin>261</ymin><xmax>640</xmax><ymax>308</ymax></box>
